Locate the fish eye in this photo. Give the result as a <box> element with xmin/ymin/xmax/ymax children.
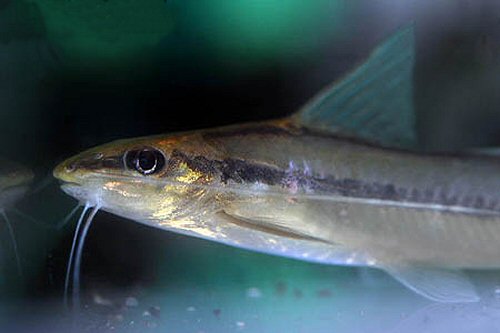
<box><xmin>124</xmin><ymin>148</ymin><xmax>166</xmax><ymax>175</ymax></box>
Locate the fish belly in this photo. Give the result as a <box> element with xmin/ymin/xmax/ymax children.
<box><xmin>226</xmin><ymin>196</ymin><xmax>500</xmax><ymax>269</ymax></box>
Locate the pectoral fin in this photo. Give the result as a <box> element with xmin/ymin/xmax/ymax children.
<box><xmin>222</xmin><ymin>210</ymin><xmax>330</xmax><ymax>244</ymax></box>
<box><xmin>384</xmin><ymin>265</ymin><xmax>479</xmax><ymax>303</ymax></box>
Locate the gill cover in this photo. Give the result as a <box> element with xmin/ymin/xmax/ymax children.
<box><xmin>295</xmin><ymin>25</ymin><xmax>417</xmax><ymax>149</ymax></box>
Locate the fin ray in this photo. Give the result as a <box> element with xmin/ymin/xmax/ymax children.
<box><xmin>222</xmin><ymin>209</ymin><xmax>330</xmax><ymax>244</ymax></box>
<box><xmin>384</xmin><ymin>265</ymin><xmax>479</xmax><ymax>303</ymax></box>
<box><xmin>295</xmin><ymin>25</ymin><xmax>417</xmax><ymax>148</ymax></box>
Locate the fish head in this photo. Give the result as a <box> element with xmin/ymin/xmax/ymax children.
<box><xmin>53</xmin><ymin>133</ymin><xmax>224</xmax><ymax>226</ymax></box>
<box><xmin>0</xmin><ymin>159</ymin><xmax>34</xmax><ymax>209</ymax></box>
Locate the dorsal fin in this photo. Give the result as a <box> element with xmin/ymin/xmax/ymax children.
<box><xmin>294</xmin><ymin>25</ymin><xmax>417</xmax><ymax>149</ymax></box>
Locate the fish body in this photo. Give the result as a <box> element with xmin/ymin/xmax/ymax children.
<box><xmin>53</xmin><ymin>120</ymin><xmax>500</xmax><ymax>267</ymax></box>
<box><xmin>0</xmin><ymin>158</ymin><xmax>33</xmax><ymax>211</ymax></box>
<box><xmin>54</xmin><ymin>26</ymin><xmax>493</xmax><ymax>302</ymax></box>
<box><xmin>174</xmin><ymin>121</ymin><xmax>500</xmax><ymax>270</ymax></box>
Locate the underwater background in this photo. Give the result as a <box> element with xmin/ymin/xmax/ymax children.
<box><xmin>2</xmin><ymin>0</ymin><xmax>500</xmax><ymax>332</ymax></box>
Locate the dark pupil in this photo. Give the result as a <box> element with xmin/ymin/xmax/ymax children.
<box><xmin>125</xmin><ymin>148</ymin><xmax>165</xmax><ymax>175</ymax></box>
<box><xmin>137</xmin><ymin>150</ymin><xmax>156</xmax><ymax>172</ymax></box>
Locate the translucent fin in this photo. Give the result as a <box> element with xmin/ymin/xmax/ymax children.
<box><xmin>194</xmin><ymin>211</ymin><xmax>361</xmax><ymax>266</ymax></box>
<box><xmin>295</xmin><ymin>25</ymin><xmax>417</xmax><ymax>149</ymax></box>
<box><xmin>222</xmin><ymin>210</ymin><xmax>329</xmax><ymax>244</ymax></box>
<box><xmin>384</xmin><ymin>265</ymin><xmax>479</xmax><ymax>303</ymax></box>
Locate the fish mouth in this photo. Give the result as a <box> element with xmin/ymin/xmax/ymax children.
<box><xmin>58</xmin><ymin>180</ymin><xmax>81</xmax><ymax>187</ymax></box>
<box><xmin>59</xmin><ymin>181</ymin><xmax>82</xmax><ymax>193</ymax></box>
<box><xmin>54</xmin><ymin>158</ymin><xmax>108</xmax><ymax>205</ymax></box>
<box><xmin>53</xmin><ymin>159</ymin><xmax>91</xmax><ymax>195</ymax></box>
<box><xmin>59</xmin><ymin>181</ymin><xmax>85</xmax><ymax>194</ymax></box>
<box><xmin>59</xmin><ymin>181</ymin><xmax>94</xmax><ymax>205</ymax></box>
<box><xmin>54</xmin><ymin>155</ymin><xmax>107</xmax><ymax>185</ymax></box>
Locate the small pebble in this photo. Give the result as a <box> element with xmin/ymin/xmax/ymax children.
<box><xmin>213</xmin><ymin>309</ymin><xmax>221</xmax><ymax>318</ymax></box>
<box><xmin>149</xmin><ymin>306</ymin><xmax>161</xmax><ymax>318</ymax></box>
<box><xmin>125</xmin><ymin>297</ymin><xmax>139</xmax><ymax>307</ymax></box>
<box><xmin>236</xmin><ymin>321</ymin><xmax>246</xmax><ymax>329</ymax></box>
<box><xmin>187</xmin><ymin>306</ymin><xmax>196</xmax><ymax>312</ymax></box>
<box><xmin>93</xmin><ymin>293</ymin><xmax>113</xmax><ymax>307</ymax></box>
<box><xmin>246</xmin><ymin>287</ymin><xmax>262</xmax><ymax>299</ymax></box>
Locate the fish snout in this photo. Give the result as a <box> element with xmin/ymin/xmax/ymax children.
<box><xmin>53</xmin><ymin>158</ymin><xmax>72</xmax><ymax>180</ymax></box>
<box><xmin>53</xmin><ymin>155</ymin><xmax>87</xmax><ymax>184</ymax></box>
<box><xmin>53</xmin><ymin>150</ymin><xmax>125</xmax><ymax>184</ymax></box>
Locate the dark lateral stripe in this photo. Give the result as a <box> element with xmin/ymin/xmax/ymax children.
<box><xmin>169</xmin><ymin>150</ymin><xmax>284</xmax><ymax>186</ymax></box>
<box><xmin>78</xmin><ymin>148</ymin><xmax>496</xmax><ymax>214</ymax></box>
<box><xmin>218</xmin><ymin>159</ymin><xmax>284</xmax><ymax>185</ymax></box>
<box><xmin>174</xmin><ymin>150</ymin><xmax>498</xmax><ymax>213</ymax></box>
<box><xmin>296</xmin><ymin>175</ymin><xmax>497</xmax><ymax>213</ymax></box>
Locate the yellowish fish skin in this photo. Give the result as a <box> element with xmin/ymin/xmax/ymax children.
<box><xmin>53</xmin><ymin>118</ymin><xmax>500</xmax><ymax>271</ymax></box>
